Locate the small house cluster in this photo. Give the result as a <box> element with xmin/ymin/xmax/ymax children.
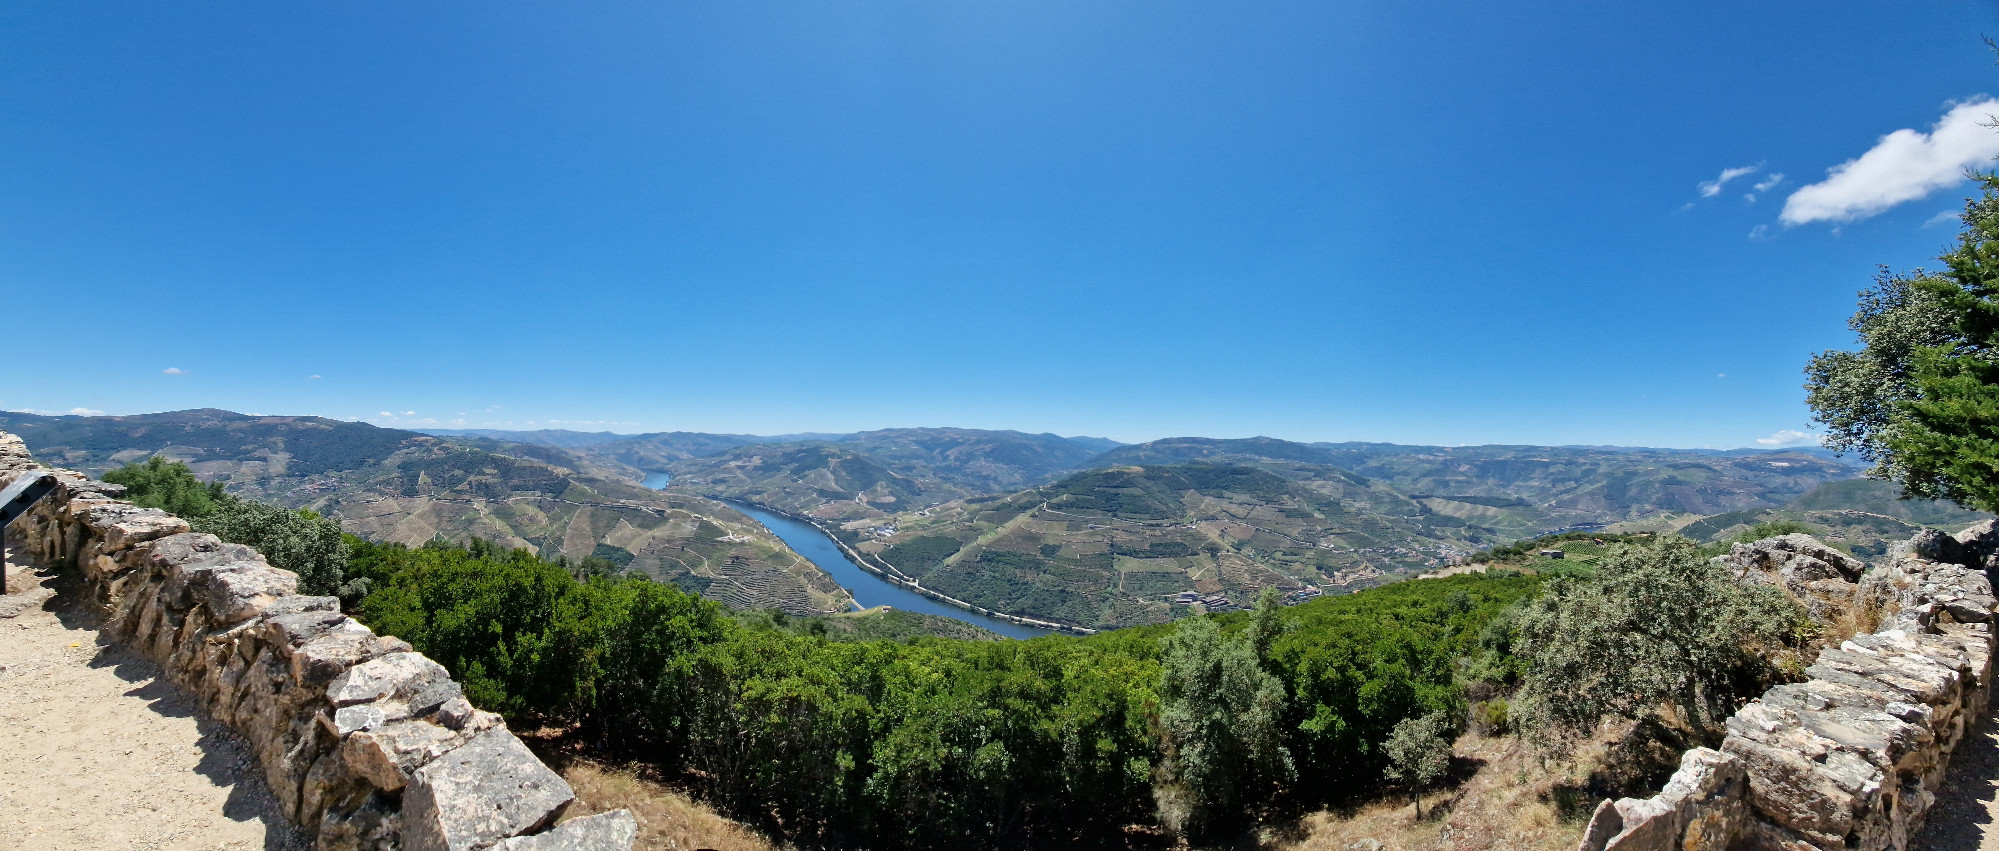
<box><xmin>1170</xmin><ymin>590</ymin><xmax>1239</xmax><ymax>612</ymax></box>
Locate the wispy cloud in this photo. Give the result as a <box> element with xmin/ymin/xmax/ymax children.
<box><xmin>1699</xmin><ymin>165</ymin><xmax>1760</xmax><ymax>198</ymax></box>
<box><xmin>1755</xmin><ymin>429</ymin><xmax>1820</xmax><ymax>447</ymax></box>
<box><xmin>1743</xmin><ymin>173</ymin><xmax>1786</xmax><ymax>204</ymax></box>
<box><xmin>161</xmin><ymin>367</ymin><xmax>185</xmax><ymax>375</ymax></box>
<box><xmin>24</xmin><ymin>407</ymin><xmax>108</xmax><ymax>417</ymax></box>
<box><xmin>308</xmin><ymin>374</ymin><xmax>321</xmax><ymax>380</ymax></box>
<box><xmin>1925</xmin><ymin>209</ymin><xmax>1962</xmax><ymax>228</ymax></box>
<box><xmin>1781</xmin><ymin>98</ymin><xmax>1999</xmax><ymax>226</ymax></box>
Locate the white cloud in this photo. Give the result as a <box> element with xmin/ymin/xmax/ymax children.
<box><xmin>161</xmin><ymin>367</ymin><xmax>185</xmax><ymax>375</ymax></box>
<box><xmin>402</xmin><ymin>410</ymin><xmax>415</xmax><ymax>416</ymax></box>
<box><xmin>308</xmin><ymin>374</ymin><xmax>321</xmax><ymax>380</ymax></box>
<box><xmin>1699</xmin><ymin>165</ymin><xmax>1760</xmax><ymax>198</ymax></box>
<box><xmin>1748</xmin><ymin>224</ymin><xmax>1770</xmax><ymax>240</ymax></box>
<box><xmin>379</xmin><ymin>411</ymin><xmax>394</xmax><ymax>418</ymax></box>
<box><xmin>1753</xmin><ymin>173</ymin><xmax>1786</xmax><ymax>193</ymax></box>
<box><xmin>66</xmin><ymin>407</ymin><xmax>105</xmax><ymax>416</ymax></box>
<box><xmin>1755</xmin><ymin>429</ymin><xmax>1820</xmax><ymax>447</ymax></box>
<box><xmin>1781</xmin><ymin>98</ymin><xmax>1999</xmax><ymax>226</ymax></box>
<box><xmin>1925</xmin><ymin>209</ymin><xmax>1962</xmax><ymax>228</ymax></box>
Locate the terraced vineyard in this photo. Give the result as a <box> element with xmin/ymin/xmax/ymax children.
<box><xmin>839</xmin><ymin>462</ymin><xmax>1476</xmax><ymax>629</ymax></box>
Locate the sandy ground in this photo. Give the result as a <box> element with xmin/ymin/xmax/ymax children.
<box><xmin>0</xmin><ymin>547</ymin><xmax>305</xmax><ymax>851</ymax></box>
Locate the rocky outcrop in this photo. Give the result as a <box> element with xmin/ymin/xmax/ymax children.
<box><xmin>0</xmin><ymin>432</ymin><xmax>632</xmax><ymax>851</ymax></box>
<box><xmin>1579</xmin><ymin>530</ymin><xmax>1998</xmax><ymax>851</ymax></box>
<box><xmin>1715</xmin><ymin>533</ymin><xmax>1877</xmax><ymax>622</ymax></box>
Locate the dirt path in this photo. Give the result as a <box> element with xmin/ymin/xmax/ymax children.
<box><xmin>1915</xmin><ymin>705</ymin><xmax>1999</xmax><ymax>851</ymax></box>
<box><xmin>0</xmin><ymin>548</ymin><xmax>305</xmax><ymax>851</ymax></box>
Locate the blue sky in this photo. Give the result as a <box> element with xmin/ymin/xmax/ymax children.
<box><xmin>6</xmin><ymin>2</ymin><xmax>1999</xmax><ymax>447</ymax></box>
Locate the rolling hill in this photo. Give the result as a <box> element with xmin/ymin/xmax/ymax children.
<box><xmin>1095</xmin><ymin>437</ymin><xmax>1858</xmax><ymax>539</ymax></box>
<box><xmin>835</xmin><ymin>461</ymin><xmax>1472</xmax><ymax>629</ymax></box>
<box><xmin>0</xmin><ymin>409</ymin><xmax>853</xmax><ymax>615</ymax></box>
<box><xmin>656</xmin><ymin>428</ymin><xmax>1123</xmax><ymax>521</ymax></box>
<box><xmin>802</xmin><ymin>438</ymin><xmax>1871</xmax><ymax>630</ymax></box>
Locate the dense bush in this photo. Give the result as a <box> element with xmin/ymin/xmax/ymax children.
<box><xmin>1511</xmin><ymin>537</ymin><xmax>1810</xmax><ymax>748</ymax></box>
<box><xmin>332</xmin><ymin>532</ymin><xmax>1539</xmax><ymax>848</ymax></box>
<box><xmin>106</xmin><ymin>457</ymin><xmax>352</xmax><ymax>597</ymax></box>
<box><xmin>104</xmin><ymin>455</ymin><xmax>229</xmax><ymax>517</ymax></box>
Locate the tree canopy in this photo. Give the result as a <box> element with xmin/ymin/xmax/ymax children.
<box><xmin>1511</xmin><ymin>537</ymin><xmax>1808</xmax><ymax>746</ymax></box>
<box><xmin>1807</xmin><ymin>175</ymin><xmax>1999</xmax><ymax>511</ymax></box>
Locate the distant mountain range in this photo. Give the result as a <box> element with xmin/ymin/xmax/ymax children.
<box><xmin>826</xmin><ymin>437</ymin><xmax>1875</xmax><ymax>629</ymax></box>
<box><xmin>0</xmin><ymin>409</ymin><xmax>853</xmax><ymax>615</ymax></box>
<box><xmin>5</xmin><ymin>409</ymin><xmax>1957</xmax><ymax>631</ymax></box>
<box><xmin>431</xmin><ymin>425</ymin><xmax>1912</xmax><ymax>630</ymax></box>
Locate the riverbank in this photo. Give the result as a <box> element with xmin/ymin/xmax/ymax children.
<box><xmin>724</xmin><ymin>501</ymin><xmax>1092</xmax><ymax>637</ymax></box>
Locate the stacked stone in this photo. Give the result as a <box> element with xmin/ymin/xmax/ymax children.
<box><xmin>1578</xmin><ymin>524</ymin><xmax>1999</xmax><ymax>851</ymax></box>
<box><xmin>0</xmin><ymin>431</ymin><xmax>633</xmax><ymax>851</ymax></box>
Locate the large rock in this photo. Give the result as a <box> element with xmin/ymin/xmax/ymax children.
<box><xmin>200</xmin><ymin>562</ymin><xmax>300</xmax><ymax>624</ymax></box>
<box><xmin>493</xmin><ymin>811</ymin><xmax>639</xmax><ymax>850</ymax></box>
<box><xmin>1898</xmin><ymin>529</ymin><xmax>1964</xmax><ymax>566</ymax></box>
<box><xmin>326</xmin><ymin>651</ymin><xmax>462</xmax><ymax>719</ymax></box>
<box><xmin>1954</xmin><ymin>519</ymin><xmax>1999</xmax><ymax>569</ymax></box>
<box><xmin>1603</xmin><ymin>797</ymin><xmax>1676</xmax><ymax>851</ymax></box>
<box><xmin>78</xmin><ymin>504</ymin><xmax>191</xmax><ymax>552</ymax></box>
<box><xmin>290</xmin><ymin>621</ymin><xmax>410</xmax><ymax>687</ymax></box>
<box><xmin>343</xmin><ymin>719</ymin><xmax>474</xmax><ymax>792</ymax></box>
<box><xmin>403</xmin><ymin>728</ymin><xmax>575</xmax><ymax>851</ymax></box>
<box><xmin>1659</xmin><ymin>748</ymin><xmax>1748</xmax><ymax>851</ymax></box>
<box><xmin>1716</xmin><ymin>534</ymin><xmax>1870</xmax><ymax>620</ymax></box>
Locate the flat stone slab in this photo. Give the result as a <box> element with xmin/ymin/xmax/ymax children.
<box><xmin>403</xmin><ymin>727</ymin><xmax>575</xmax><ymax>851</ymax></box>
<box><xmin>493</xmin><ymin>811</ymin><xmax>639</xmax><ymax>850</ymax></box>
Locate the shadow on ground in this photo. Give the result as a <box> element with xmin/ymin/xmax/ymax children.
<box><xmin>1914</xmin><ymin>708</ymin><xmax>1999</xmax><ymax>851</ymax></box>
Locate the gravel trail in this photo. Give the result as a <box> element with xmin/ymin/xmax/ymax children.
<box><xmin>0</xmin><ymin>549</ymin><xmax>305</xmax><ymax>851</ymax></box>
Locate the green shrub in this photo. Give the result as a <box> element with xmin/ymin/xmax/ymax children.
<box><xmin>1512</xmin><ymin>537</ymin><xmax>1809</xmax><ymax>749</ymax></box>
<box><xmin>102</xmin><ymin>455</ymin><xmax>228</xmax><ymax>518</ymax></box>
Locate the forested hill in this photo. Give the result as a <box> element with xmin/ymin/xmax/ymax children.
<box><xmin>846</xmin><ymin>462</ymin><xmax>1464</xmax><ymax>629</ymax></box>
<box><xmin>829</xmin><ymin>438</ymin><xmax>1867</xmax><ymax>629</ymax></box>
<box><xmin>654</xmin><ymin>428</ymin><xmax>1125</xmax><ymax>521</ymax></box>
<box><xmin>0</xmin><ymin>409</ymin><xmax>853</xmax><ymax>615</ymax></box>
<box><xmin>0</xmin><ymin>408</ymin><xmax>417</xmax><ymax>476</ymax></box>
<box><xmin>1096</xmin><ymin>437</ymin><xmax>1856</xmax><ymax>531</ymax></box>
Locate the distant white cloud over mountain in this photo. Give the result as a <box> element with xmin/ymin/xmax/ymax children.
<box><xmin>1755</xmin><ymin>428</ymin><xmax>1819</xmax><ymax>447</ymax></box>
<box><xmin>1781</xmin><ymin>98</ymin><xmax>1999</xmax><ymax>226</ymax></box>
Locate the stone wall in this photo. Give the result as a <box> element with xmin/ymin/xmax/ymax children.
<box><xmin>0</xmin><ymin>431</ymin><xmax>634</xmax><ymax>851</ymax></box>
<box><xmin>1577</xmin><ymin>526</ymin><xmax>1999</xmax><ymax>851</ymax></box>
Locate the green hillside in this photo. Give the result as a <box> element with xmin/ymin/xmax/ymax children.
<box><xmin>1</xmin><ymin>409</ymin><xmax>853</xmax><ymax>615</ymax></box>
<box><xmin>654</xmin><ymin>428</ymin><xmax>1122</xmax><ymax>521</ymax></box>
<box><xmin>825</xmin><ymin>427</ymin><xmax>1116</xmax><ymax>493</ymax></box>
<box><xmin>663</xmin><ymin>442</ymin><xmax>958</xmax><ymax>521</ymax></box>
<box><xmin>0</xmin><ymin>408</ymin><xmax>414</xmax><ymax>476</ymax></box>
<box><xmin>838</xmin><ymin>462</ymin><xmax>1474</xmax><ymax>629</ymax></box>
<box><xmin>1781</xmin><ymin>477</ymin><xmax>1991</xmax><ymax>525</ymax></box>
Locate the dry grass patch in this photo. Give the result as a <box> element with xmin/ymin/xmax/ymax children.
<box><xmin>558</xmin><ymin>760</ymin><xmax>782</xmax><ymax>851</ymax></box>
<box><xmin>1264</xmin><ymin>733</ymin><xmax>1584</xmax><ymax>851</ymax></box>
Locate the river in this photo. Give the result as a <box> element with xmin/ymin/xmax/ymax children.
<box><xmin>636</xmin><ymin>472</ymin><xmax>1049</xmax><ymax>639</ymax></box>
